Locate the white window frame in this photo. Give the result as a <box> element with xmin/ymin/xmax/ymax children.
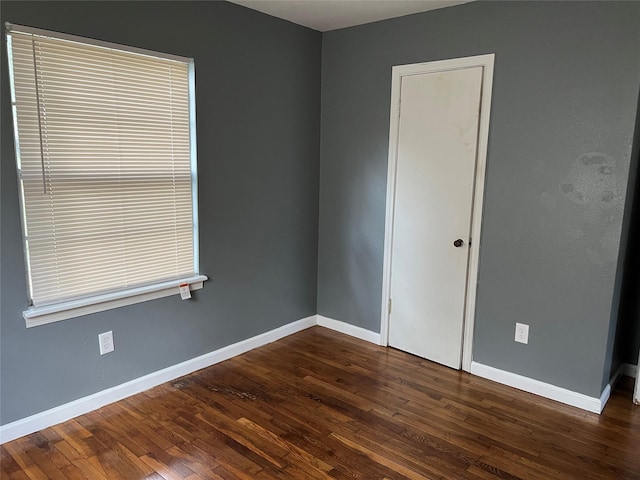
<box><xmin>5</xmin><ymin>23</ymin><xmax>207</xmax><ymax>327</ymax></box>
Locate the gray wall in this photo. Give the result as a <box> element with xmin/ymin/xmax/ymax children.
<box><xmin>2</xmin><ymin>0</ymin><xmax>639</xmax><ymax>427</ymax></box>
<box><xmin>0</xmin><ymin>1</ymin><xmax>321</xmax><ymax>425</ymax></box>
<box><xmin>318</xmin><ymin>1</ymin><xmax>640</xmax><ymax>397</ymax></box>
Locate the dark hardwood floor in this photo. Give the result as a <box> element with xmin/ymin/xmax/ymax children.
<box><xmin>2</xmin><ymin>326</ymin><xmax>639</xmax><ymax>479</ymax></box>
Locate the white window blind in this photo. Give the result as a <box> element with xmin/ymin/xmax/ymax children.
<box><xmin>7</xmin><ymin>24</ymin><xmax>201</xmax><ymax>316</ymax></box>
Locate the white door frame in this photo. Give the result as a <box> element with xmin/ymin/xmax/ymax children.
<box><xmin>635</xmin><ymin>347</ymin><xmax>640</xmax><ymax>405</ymax></box>
<box><xmin>380</xmin><ymin>54</ymin><xmax>495</xmax><ymax>372</ymax></box>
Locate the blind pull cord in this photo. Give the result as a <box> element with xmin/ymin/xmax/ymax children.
<box><xmin>31</xmin><ymin>36</ymin><xmax>48</xmax><ymax>194</ymax></box>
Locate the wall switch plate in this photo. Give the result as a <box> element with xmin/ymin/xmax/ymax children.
<box><xmin>515</xmin><ymin>323</ymin><xmax>529</xmax><ymax>344</ymax></box>
<box><xmin>99</xmin><ymin>331</ymin><xmax>114</xmax><ymax>355</ymax></box>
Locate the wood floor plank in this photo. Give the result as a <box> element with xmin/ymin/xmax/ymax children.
<box><xmin>52</xmin><ymin>442</ymin><xmax>108</xmax><ymax>480</ymax></box>
<box><xmin>2</xmin><ymin>441</ymin><xmax>49</xmax><ymax>480</ymax></box>
<box><xmin>1</xmin><ymin>445</ymin><xmax>23</xmax><ymax>477</ymax></box>
<box><xmin>2</xmin><ymin>326</ymin><xmax>639</xmax><ymax>479</ymax></box>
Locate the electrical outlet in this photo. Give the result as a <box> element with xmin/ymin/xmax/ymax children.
<box><xmin>99</xmin><ymin>331</ymin><xmax>114</xmax><ymax>355</ymax></box>
<box><xmin>515</xmin><ymin>323</ymin><xmax>529</xmax><ymax>344</ymax></box>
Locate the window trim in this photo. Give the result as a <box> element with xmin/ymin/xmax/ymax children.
<box><xmin>6</xmin><ymin>23</ymin><xmax>206</xmax><ymax>326</ymax></box>
<box><xmin>23</xmin><ymin>275</ymin><xmax>208</xmax><ymax>327</ymax></box>
<box><xmin>4</xmin><ymin>22</ymin><xmax>192</xmax><ymax>63</ymax></box>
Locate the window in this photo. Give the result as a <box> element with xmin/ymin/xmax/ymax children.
<box><xmin>6</xmin><ymin>23</ymin><xmax>206</xmax><ymax>327</ymax></box>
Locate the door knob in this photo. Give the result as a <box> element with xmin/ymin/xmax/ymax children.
<box><xmin>453</xmin><ymin>239</ymin><xmax>464</xmax><ymax>247</ymax></box>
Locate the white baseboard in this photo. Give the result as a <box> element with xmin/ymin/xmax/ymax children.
<box><xmin>470</xmin><ymin>362</ymin><xmax>607</xmax><ymax>414</ymax></box>
<box><xmin>599</xmin><ymin>384</ymin><xmax>612</xmax><ymax>413</ymax></box>
<box><xmin>317</xmin><ymin>315</ymin><xmax>381</xmax><ymax>344</ymax></box>
<box><xmin>623</xmin><ymin>363</ymin><xmax>637</xmax><ymax>379</ymax></box>
<box><xmin>609</xmin><ymin>363</ymin><xmax>624</xmax><ymax>391</ymax></box>
<box><xmin>9</xmin><ymin>314</ymin><xmax>619</xmax><ymax>443</ymax></box>
<box><xmin>0</xmin><ymin>315</ymin><xmax>316</xmax><ymax>444</ymax></box>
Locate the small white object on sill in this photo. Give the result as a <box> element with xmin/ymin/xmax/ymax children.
<box><xmin>179</xmin><ymin>283</ymin><xmax>192</xmax><ymax>300</ymax></box>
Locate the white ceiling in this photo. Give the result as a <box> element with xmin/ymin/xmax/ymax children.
<box><xmin>227</xmin><ymin>0</ymin><xmax>471</xmax><ymax>32</ymax></box>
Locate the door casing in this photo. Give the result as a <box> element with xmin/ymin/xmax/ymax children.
<box><xmin>380</xmin><ymin>54</ymin><xmax>495</xmax><ymax>372</ymax></box>
<box><xmin>635</xmin><ymin>349</ymin><xmax>640</xmax><ymax>405</ymax></box>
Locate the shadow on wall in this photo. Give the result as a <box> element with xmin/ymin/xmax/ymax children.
<box><xmin>614</xmin><ymin>85</ymin><xmax>640</xmax><ymax>367</ymax></box>
<box><xmin>345</xmin><ymin>159</ymin><xmax>383</xmax><ymax>325</ymax></box>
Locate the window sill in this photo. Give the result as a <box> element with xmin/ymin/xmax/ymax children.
<box><xmin>23</xmin><ymin>275</ymin><xmax>208</xmax><ymax>328</ymax></box>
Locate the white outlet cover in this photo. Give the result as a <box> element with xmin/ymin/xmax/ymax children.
<box><xmin>515</xmin><ymin>323</ymin><xmax>529</xmax><ymax>344</ymax></box>
<box><xmin>99</xmin><ymin>331</ymin><xmax>114</xmax><ymax>355</ymax></box>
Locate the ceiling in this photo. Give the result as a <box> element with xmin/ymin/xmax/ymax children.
<box><xmin>227</xmin><ymin>0</ymin><xmax>471</xmax><ymax>32</ymax></box>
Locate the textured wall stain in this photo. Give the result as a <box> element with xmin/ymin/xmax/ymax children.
<box><xmin>560</xmin><ymin>153</ymin><xmax>618</xmax><ymax>207</ymax></box>
<box><xmin>538</xmin><ymin>153</ymin><xmax>622</xmax><ymax>264</ymax></box>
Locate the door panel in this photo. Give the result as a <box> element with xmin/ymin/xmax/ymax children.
<box><xmin>388</xmin><ymin>66</ymin><xmax>483</xmax><ymax>369</ymax></box>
